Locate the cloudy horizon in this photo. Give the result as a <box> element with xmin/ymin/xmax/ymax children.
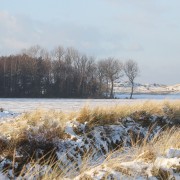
<box><xmin>0</xmin><ymin>0</ymin><xmax>180</xmax><ymax>85</ymax></box>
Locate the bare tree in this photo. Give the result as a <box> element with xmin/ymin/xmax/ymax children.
<box><xmin>97</xmin><ymin>60</ymin><xmax>106</xmax><ymax>96</ymax></box>
<box><xmin>99</xmin><ymin>58</ymin><xmax>123</xmax><ymax>98</ymax></box>
<box><xmin>51</xmin><ymin>46</ymin><xmax>65</xmax><ymax>61</ymax></box>
<box><xmin>22</xmin><ymin>45</ymin><xmax>42</xmax><ymax>58</ymax></box>
<box><xmin>1</xmin><ymin>45</ymin><xmax>142</xmax><ymax>98</ymax></box>
<box><xmin>123</xmin><ymin>59</ymin><xmax>140</xmax><ymax>99</ymax></box>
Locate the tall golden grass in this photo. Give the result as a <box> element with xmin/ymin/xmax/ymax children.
<box><xmin>77</xmin><ymin>100</ymin><xmax>180</xmax><ymax>127</ymax></box>
<box><xmin>0</xmin><ymin>101</ymin><xmax>179</xmax><ymax>156</ymax></box>
<box><xmin>0</xmin><ymin>100</ymin><xmax>179</xmax><ymax>179</ymax></box>
<box><xmin>76</xmin><ymin>127</ymin><xmax>180</xmax><ymax>180</ymax></box>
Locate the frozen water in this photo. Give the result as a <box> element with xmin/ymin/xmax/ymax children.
<box><xmin>115</xmin><ymin>93</ymin><xmax>180</xmax><ymax>99</ymax></box>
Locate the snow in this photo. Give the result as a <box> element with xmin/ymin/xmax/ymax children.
<box><xmin>0</xmin><ymin>117</ymin><xmax>179</xmax><ymax>179</ymax></box>
<box><xmin>0</xmin><ymin>111</ymin><xmax>14</xmax><ymax>118</ymax></box>
<box><xmin>53</xmin><ymin>114</ymin><xmax>172</xmax><ymax>177</ymax></box>
<box><xmin>168</xmin><ymin>84</ymin><xmax>180</xmax><ymax>91</ymax></box>
<box><xmin>0</xmin><ymin>173</ymin><xmax>7</xmax><ymax>180</ymax></box>
<box><xmin>76</xmin><ymin>148</ymin><xmax>180</xmax><ymax>180</ymax></box>
<box><xmin>58</xmin><ymin>115</ymin><xmax>179</xmax><ymax>179</ymax></box>
<box><xmin>0</xmin><ymin>98</ymin><xmax>142</xmax><ymax>113</ymax></box>
<box><xmin>114</xmin><ymin>82</ymin><xmax>180</xmax><ymax>94</ymax></box>
<box><xmin>155</xmin><ymin>157</ymin><xmax>180</xmax><ymax>169</ymax></box>
<box><xmin>65</xmin><ymin>122</ymin><xmax>77</xmax><ymax>138</ymax></box>
<box><xmin>0</xmin><ymin>110</ymin><xmax>19</xmax><ymax>123</ymax></box>
<box><xmin>0</xmin><ymin>102</ymin><xmax>179</xmax><ymax>179</ymax></box>
<box><xmin>0</xmin><ymin>98</ymin><xmax>179</xmax><ymax>113</ymax></box>
<box><xmin>167</xmin><ymin>148</ymin><xmax>180</xmax><ymax>158</ymax></box>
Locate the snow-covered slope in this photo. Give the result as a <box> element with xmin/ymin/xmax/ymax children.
<box><xmin>76</xmin><ymin>148</ymin><xmax>180</xmax><ymax>180</ymax></box>
<box><xmin>168</xmin><ymin>84</ymin><xmax>180</xmax><ymax>91</ymax></box>
<box><xmin>0</xmin><ymin>111</ymin><xmax>179</xmax><ymax>179</ymax></box>
<box><xmin>114</xmin><ymin>82</ymin><xmax>180</xmax><ymax>94</ymax></box>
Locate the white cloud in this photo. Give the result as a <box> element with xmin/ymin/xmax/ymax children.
<box><xmin>3</xmin><ymin>37</ymin><xmax>29</xmax><ymax>50</ymax></box>
<box><xmin>0</xmin><ymin>10</ymin><xmax>145</xmax><ymax>56</ymax></box>
<box><xmin>0</xmin><ymin>1</ymin><xmax>180</xmax><ymax>84</ymax></box>
<box><xmin>0</xmin><ymin>11</ymin><xmax>21</xmax><ymax>32</ymax></box>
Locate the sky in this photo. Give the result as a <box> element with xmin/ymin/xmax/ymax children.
<box><xmin>0</xmin><ymin>0</ymin><xmax>180</xmax><ymax>84</ymax></box>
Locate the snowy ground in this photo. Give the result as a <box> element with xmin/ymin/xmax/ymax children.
<box><xmin>114</xmin><ymin>82</ymin><xmax>180</xmax><ymax>94</ymax></box>
<box><xmin>0</xmin><ymin>114</ymin><xmax>179</xmax><ymax>179</ymax></box>
<box><xmin>76</xmin><ymin>148</ymin><xmax>180</xmax><ymax>180</ymax></box>
<box><xmin>0</xmin><ymin>100</ymin><xmax>179</xmax><ymax>179</ymax></box>
<box><xmin>0</xmin><ymin>110</ymin><xmax>19</xmax><ymax>123</ymax></box>
<box><xmin>0</xmin><ymin>96</ymin><xmax>179</xmax><ymax>113</ymax></box>
<box><xmin>0</xmin><ymin>98</ymin><xmax>139</xmax><ymax>113</ymax></box>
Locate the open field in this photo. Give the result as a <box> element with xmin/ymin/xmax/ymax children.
<box><xmin>0</xmin><ymin>95</ymin><xmax>180</xmax><ymax>113</ymax></box>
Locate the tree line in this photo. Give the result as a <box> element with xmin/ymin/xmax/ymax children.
<box><xmin>0</xmin><ymin>45</ymin><xmax>139</xmax><ymax>98</ymax></box>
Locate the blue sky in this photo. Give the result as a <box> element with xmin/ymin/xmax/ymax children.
<box><xmin>0</xmin><ymin>0</ymin><xmax>180</xmax><ymax>84</ymax></box>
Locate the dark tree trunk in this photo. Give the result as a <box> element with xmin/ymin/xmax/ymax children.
<box><xmin>110</xmin><ymin>80</ymin><xmax>114</xmax><ymax>98</ymax></box>
<box><xmin>130</xmin><ymin>82</ymin><xmax>134</xmax><ymax>99</ymax></box>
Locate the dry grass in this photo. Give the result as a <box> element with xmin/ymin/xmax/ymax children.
<box><xmin>21</xmin><ymin>126</ymin><xmax>179</xmax><ymax>180</ymax></box>
<box><xmin>76</xmin><ymin>100</ymin><xmax>180</xmax><ymax>127</ymax></box>
<box><xmin>0</xmin><ymin>109</ymin><xmax>67</xmax><ymax>137</ymax></box>
<box><xmin>0</xmin><ymin>101</ymin><xmax>180</xmax><ymax>179</ymax></box>
<box><xmin>1</xmin><ymin>101</ymin><xmax>179</xmax><ymax>138</ymax></box>
<box><xmin>0</xmin><ymin>101</ymin><xmax>179</xmax><ymax>158</ymax></box>
<box><xmin>151</xmin><ymin>166</ymin><xmax>171</xmax><ymax>180</ymax></box>
<box><xmin>0</xmin><ymin>109</ymin><xmax>68</xmax><ymax>163</ymax></box>
<box><xmin>76</xmin><ymin>127</ymin><xmax>180</xmax><ymax>179</ymax></box>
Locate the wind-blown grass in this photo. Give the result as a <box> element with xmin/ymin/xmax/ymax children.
<box><xmin>77</xmin><ymin>100</ymin><xmax>180</xmax><ymax>127</ymax></box>
<box><xmin>76</xmin><ymin>127</ymin><xmax>180</xmax><ymax>179</ymax></box>
<box><xmin>0</xmin><ymin>100</ymin><xmax>179</xmax><ymax>179</ymax></box>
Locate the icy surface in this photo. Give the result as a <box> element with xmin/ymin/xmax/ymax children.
<box><xmin>115</xmin><ymin>93</ymin><xmax>180</xmax><ymax>99</ymax></box>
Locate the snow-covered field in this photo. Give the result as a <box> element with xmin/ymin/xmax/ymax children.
<box><xmin>0</xmin><ymin>98</ymin><xmax>139</xmax><ymax>113</ymax></box>
<box><xmin>114</xmin><ymin>82</ymin><xmax>180</xmax><ymax>94</ymax></box>
<box><xmin>0</xmin><ymin>96</ymin><xmax>179</xmax><ymax>113</ymax></box>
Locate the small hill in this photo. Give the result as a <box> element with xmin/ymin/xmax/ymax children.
<box><xmin>114</xmin><ymin>82</ymin><xmax>180</xmax><ymax>94</ymax></box>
